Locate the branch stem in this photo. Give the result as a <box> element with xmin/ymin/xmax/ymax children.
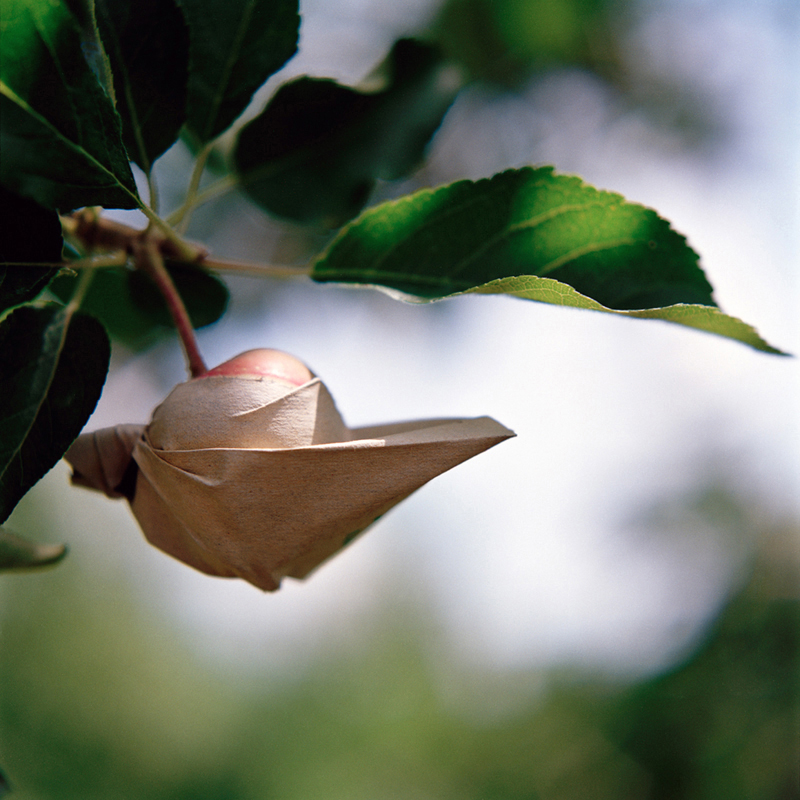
<box><xmin>139</xmin><ymin>205</ymin><xmax>205</xmax><ymax>262</ymax></box>
<box><xmin>62</xmin><ymin>211</ymin><xmax>308</xmax><ymax>279</ymax></box>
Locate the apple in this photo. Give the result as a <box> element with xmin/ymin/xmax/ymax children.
<box><xmin>201</xmin><ymin>348</ymin><xmax>313</xmax><ymax>386</ymax></box>
<box><xmin>147</xmin><ymin>348</ymin><xmax>318</xmax><ymax>451</ymax></box>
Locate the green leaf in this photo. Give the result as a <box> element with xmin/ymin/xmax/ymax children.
<box><xmin>234</xmin><ymin>38</ymin><xmax>462</xmax><ymax>226</ymax></box>
<box><xmin>314</xmin><ymin>167</ymin><xmax>714</xmax><ymax>307</ymax></box>
<box><xmin>0</xmin><ymin>305</ymin><xmax>110</xmax><ymax>524</ymax></box>
<box><xmin>49</xmin><ymin>264</ymin><xmax>229</xmax><ymax>347</ymax></box>
<box><xmin>0</xmin><ymin>0</ymin><xmax>139</xmax><ymax>210</ymax></box>
<box><xmin>48</xmin><ymin>268</ymin><xmax>164</xmax><ymax>348</ymax></box>
<box><xmin>0</xmin><ymin>185</ymin><xmax>62</xmax><ymax>313</ymax></box>
<box><xmin>463</xmin><ymin>276</ymin><xmax>787</xmax><ymax>355</ymax></box>
<box><xmin>62</xmin><ymin>0</ymin><xmax>94</xmax><ymax>29</ymax></box>
<box><xmin>129</xmin><ymin>263</ymin><xmax>229</xmax><ymax>329</ymax></box>
<box><xmin>0</xmin><ymin>527</ymin><xmax>67</xmax><ymax>571</ymax></box>
<box><xmin>313</xmin><ymin>167</ymin><xmax>786</xmax><ymax>354</ymax></box>
<box><xmin>177</xmin><ymin>0</ymin><xmax>299</xmax><ymax>143</ymax></box>
<box><xmin>95</xmin><ymin>0</ymin><xmax>189</xmax><ymax>172</ymax></box>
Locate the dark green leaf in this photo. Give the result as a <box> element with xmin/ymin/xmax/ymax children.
<box><xmin>0</xmin><ymin>305</ymin><xmax>110</xmax><ymax>523</ymax></box>
<box><xmin>0</xmin><ymin>527</ymin><xmax>67</xmax><ymax>571</ymax></box>
<box><xmin>0</xmin><ymin>185</ymin><xmax>62</xmax><ymax>313</ymax></box>
<box><xmin>0</xmin><ymin>766</ymin><xmax>9</xmax><ymax>796</ymax></box>
<box><xmin>129</xmin><ymin>264</ymin><xmax>229</xmax><ymax>329</ymax></box>
<box><xmin>235</xmin><ymin>38</ymin><xmax>462</xmax><ymax>226</ymax></box>
<box><xmin>0</xmin><ymin>0</ymin><xmax>139</xmax><ymax>210</ymax></box>
<box><xmin>49</xmin><ymin>268</ymin><xmax>164</xmax><ymax>348</ymax></box>
<box><xmin>177</xmin><ymin>0</ymin><xmax>299</xmax><ymax>143</ymax></box>
<box><xmin>50</xmin><ymin>264</ymin><xmax>229</xmax><ymax>346</ymax></box>
<box><xmin>313</xmin><ymin>167</ymin><xmax>786</xmax><ymax>354</ymax></box>
<box><xmin>95</xmin><ymin>0</ymin><xmax>189</xmax><ymax>171</ymax></box>
<box><xmin>61</xmin><ymin>0</ymin><xmax>94</xmax><ymax>29</ymax></box>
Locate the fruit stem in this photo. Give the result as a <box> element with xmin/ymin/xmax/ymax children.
<box><xmin>135</xmin><ymin>235</ymin><xmax>208</xmax><ymax>378</ymax></box>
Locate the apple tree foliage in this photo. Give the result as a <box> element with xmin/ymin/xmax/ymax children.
<box><xmin>0</xmin><ymin>0</ymin><xmax>787</xmax><ymax>581</ymax></box>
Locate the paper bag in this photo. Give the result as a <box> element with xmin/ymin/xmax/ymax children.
<box><xmin>66</xmin><ymin>373</ymin><xmax>514</xmax><ymax>590</ymax></box>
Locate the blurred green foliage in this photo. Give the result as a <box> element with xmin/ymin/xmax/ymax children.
<box><xmin>1</xmin><ymin>486</ymin><xmax>797</xmax><ymax>798</ymax></box>
<box><xmin>430</xmin><ymin>0</ymin><xmax>622</xmax><ymax>85</ymax></box>
<box><xmin>428</xmin><ymin>0</ymin><xmax>719</xmax><ymax>144</ymax></box>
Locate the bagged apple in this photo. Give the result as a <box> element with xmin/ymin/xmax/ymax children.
<box><xmin>66</xmin><ymin>349</ymin><xmax>514</xmax><ymax>590</ymax></box>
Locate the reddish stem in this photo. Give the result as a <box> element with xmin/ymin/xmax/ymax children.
<box><xmin>135</xmin><ymin>237</ymin><xmax>208</xmax><ymax>378</ymax></box>
<box><xmin>67</xmin><ymin>210</ymin><xmax>211</xmax><ymax>378</ymax></box>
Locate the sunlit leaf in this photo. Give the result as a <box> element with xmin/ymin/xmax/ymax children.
<box><xmin>313</xmin><ymin>167</ymin><xmax>786</xmax><ymax>353</ymax></box>
<box><xmin>95</xmin><ymin>0</ymin><xmax>189</xmax><ymax>172</ymax></box>
<box><xmin>235</xmin><ymin>38</ymin><xmax>462</xmax><ymax>225</ymax></box>
<box><xmin>0</xmin><ymin>305</ymin><xmax>110</xmax><ymax>523</ymax></box>
<box><xmin>463</xmin><ymin>275</ymin><xmax>787</xmax><ymax>355</ymax></box>
<box><xmin>0</xmin><ymin>186</ymin><xmax>62</xmax><ymax>313</ymax></box>
<box><xmin>0</xmin><ymin>527</ymin><xmax>67</xmax><ymax>571</ymax></box>
<box><xmin>0</xmin><ymin>0</ymin><xmax>139</xmax><ymax>210</ymax></box>
<box><xmin>177</xmin><ymin>0</ymin><xmax>299</xmax><ymax>143</ymax></box>
<box><xmin>314</xmin><ymin>168</ymin><xmax>713</xmax><ymax>307</ymax></box>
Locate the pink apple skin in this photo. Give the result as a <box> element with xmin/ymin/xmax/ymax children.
<box><xmin>201</xmin><ymin>349</ymin><xmax>313</xmax><ymax>386</ymax></box>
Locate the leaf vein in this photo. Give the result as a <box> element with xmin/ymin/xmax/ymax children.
<box><xmin>0</xmin><ymin>82</ymin><xmax>140</xmax><ymax>205</ymax></box>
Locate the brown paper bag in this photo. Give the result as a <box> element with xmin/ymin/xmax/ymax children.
<box><xmin>67</xmin><ymin>373</ymin><xmax>514</xmax><ymax>590</ymax></box>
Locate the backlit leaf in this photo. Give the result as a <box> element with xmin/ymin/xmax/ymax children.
<box><xmin>463</xmin><ymin>275</ymin><xmax>786</xmax><ymax>355</ymax></box>
<box><xmin>313</xmin><ymin>168</ymin><xmax>786</xmax><ymax>354</ymax></box>
<box><xmin>48</xmin><ymin>268</ymin><xmax>165</xmax><ymax>348</ymax></box>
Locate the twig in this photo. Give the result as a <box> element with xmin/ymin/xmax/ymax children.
<box><xmin>68</xmin><ymin>209</ymin><xmax>206</xmax><ymax>264</ymax></box>
<box><xmin>63</xmin><ymin>210</ymin><xmax>310</xmax><ymax>278</ymax></box>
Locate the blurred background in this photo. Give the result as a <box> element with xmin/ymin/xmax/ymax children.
<box><xmin>1</xmin><ymin>0</ymin><xmax>798</xmax><ymax>796</ymax></box>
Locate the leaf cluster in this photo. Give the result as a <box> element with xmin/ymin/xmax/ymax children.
<box><xmin>0</xmin><ymin>0</ymin><xmax>787</xmax><ymax>574</ymax></box>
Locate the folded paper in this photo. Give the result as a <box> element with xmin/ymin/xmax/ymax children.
<box><xmin>66</xmin><ymin>373</ymin><xmax>514</xmax><ymax>590</ymax></box>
